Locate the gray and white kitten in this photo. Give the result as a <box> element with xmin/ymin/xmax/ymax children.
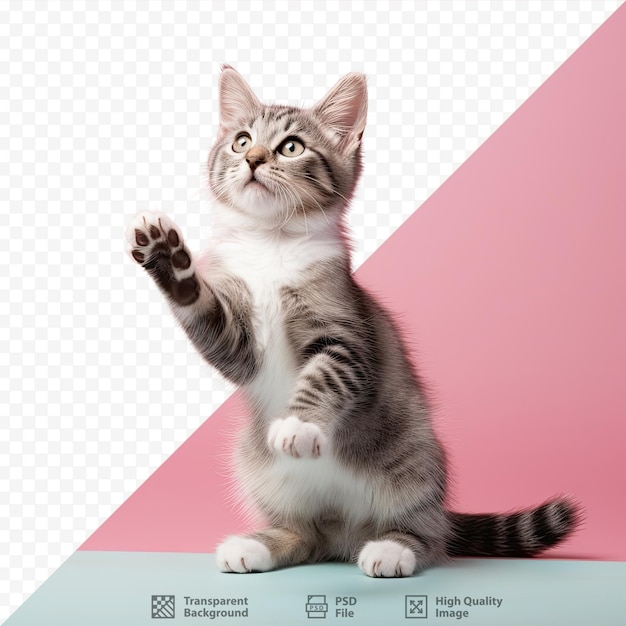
<box><xmin>125</xmin><ymin>66</ymin><xmax>579</xmax><ymax>577</ymax></box>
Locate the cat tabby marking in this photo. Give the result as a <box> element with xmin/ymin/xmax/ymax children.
<box><xmin>126</xmin><ymin>66</ymin><xmax>581</xmax><ymax>577</ymax></box>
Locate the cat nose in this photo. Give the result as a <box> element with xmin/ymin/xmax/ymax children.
<box><xmin>245</xmin><ymin>146</ymin><xmax>270</xmax><ymax>171</ymax></box>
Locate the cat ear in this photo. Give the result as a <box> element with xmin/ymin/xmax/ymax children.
<box><xmin>218</xmin><ymin>65</ymin><xmax>261</xmax><ymax>131</ymax></box>
<box><xmin>312</xmin><ymin>73</ymin><xmax>368</xmax><ymax>153</ymax></box>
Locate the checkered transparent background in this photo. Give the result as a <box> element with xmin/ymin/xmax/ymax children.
<box><xmin>0</xmin><ymin>0</ymin><xmax>620</xmax><ymax>621</ymax></box>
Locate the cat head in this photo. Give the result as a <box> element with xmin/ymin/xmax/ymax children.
<box><xmin>208</xmin><ymin>66</ymin><xmax>367</xmax><ymax>233</ymax></box>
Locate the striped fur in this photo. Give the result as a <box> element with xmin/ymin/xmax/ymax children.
<box><xmin>126</xmin><ymin>67</ymin><xmax>581</xmax><ymax>577</ymax></box>
<box><xmin>447</xmin><ymin>499</ymin><xmax>581</xmax><ymax>558</ymax></box>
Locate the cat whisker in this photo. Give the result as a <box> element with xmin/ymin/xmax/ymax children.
<box><xmin>209</xmin><ymin>172</ymin><xmax>240</xmax><ymax>200</ymax></box>
<box><xmin>272</xmin><ymin>181</ymin><xmax>299</xmax><ymax>233</ymax></box>
<box><xmin>269</xmin><ymin>169</ymin><xmax>324</xmax><ymax>224</ymax></box>
<box><xmin>290</xmin><ymin>183</ymin><xmax>332</xmax><ymax>226</ymax></box>
<box><xmin>264</xmin><ymin>172</ymin><xmax>307</xmax><ymax>233</ymax></box>
<box><xmin>295</xmin><ymin>172</ymin><xmax>351</xmax><ymax>205</ymax></box>
<box><xmin>278</xmin><ymin>179</ymin><xmax>310</xmax><ymax>234</ymax></box>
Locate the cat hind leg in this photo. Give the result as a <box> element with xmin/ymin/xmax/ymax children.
<box><xmin>216</xmin><ymin>528</ymin><xmax>312</xmax><ymax>573</ymax></box>
<box><xmin>358</xmin><ymin>538</ymin><xmax>417</xmax><ymax>578</ymax></box>
<box><xmin>357</xmin><ymin>530</ymin><xmax>445</xmax><ymax>578</ymax></box>
<box><xmin>216</xmin><ymin>536</ymin><xmax>274</xmax><ymax>573</ymax></box>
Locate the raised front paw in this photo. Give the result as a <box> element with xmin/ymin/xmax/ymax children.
<box><xmin>125</xmin><ymin>211</ymin><xmax>200</xmax><ymax>306</ymax></box>
<box><xmin>125</xmin><ymin>211</ymin><xmax>190</xmax><ymax>271</ymax></box>
<box><xmin>216</xmin><ymin>536</ymin><xmax>274</xmax><ymax>573</ymax></box>
<box><xmin>267</xmin><ymin>416</ymin><xmax>328</xmax><ymax>459</ymax></box>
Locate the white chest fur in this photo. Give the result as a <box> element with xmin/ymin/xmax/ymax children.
<box><xmin>264</xmin><ymin>454</ymin><xmax>379</xmax><ymax>525</ymax></box>
<box><xmin>209</xmin><ymin>210</ymin><xmax>376</xmax><ymax>528</ymax></box>
<box><xmin>211</xmin><ymin>223</ymin><xmax>343</xmax><ymax>417</ymax></box>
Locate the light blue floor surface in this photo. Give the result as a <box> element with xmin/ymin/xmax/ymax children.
<box><xmin>5</xmin><ymin>552</ymin><xmax>625</xmax><ymax>626</ymax></box>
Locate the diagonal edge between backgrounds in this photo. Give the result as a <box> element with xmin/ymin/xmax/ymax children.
<box><xmin>79</xmin><ymin>3</ymin><xmax>626</xmax><ymax>558</ymax></box>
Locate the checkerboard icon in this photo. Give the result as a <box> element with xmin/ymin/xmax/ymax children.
<box><xmin>151</xmin><ymin>595</ymin><xmax>175</xmax><ymax>619</ymax></box>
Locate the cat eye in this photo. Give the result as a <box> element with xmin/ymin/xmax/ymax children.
<box><xmin>278</xmin><ymin>138</ymin><xmax>305</xmax><ymax>157</ymax></box>
<box><xmin>232</xmin><ymin>133</ymin><xmax>252</xmax><ymax>153</ymax></box>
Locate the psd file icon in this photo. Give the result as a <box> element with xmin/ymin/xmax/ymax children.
<box><xmin>306</xmin><ymin>595</ymin><xmax>329</xmax><ymax>618</ymax></box>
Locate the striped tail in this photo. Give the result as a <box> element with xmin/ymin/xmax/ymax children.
<box><xmin>446</xmin><ymin>498</ymin><xmax>581</xmax><ymax>558</ymax></box>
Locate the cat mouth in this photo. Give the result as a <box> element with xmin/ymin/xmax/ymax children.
<box><xmin>246</xmin><ymin>174</ymin><xmax>270</xmax><ymax>192</ymax></box>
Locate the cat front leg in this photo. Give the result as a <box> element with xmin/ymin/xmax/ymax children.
<box><xmin>267</xmin><ymin>415</ymin><xmax>329</xmax><ymax>459</ymax></box>
<box><xmin>126</xmin><ymin>211</ymin><xmax>260</xmax><ymax>384</ymax></box>
<box><xmin>267</xmin><ymin>334</ymin><xmax>372</xmax><ymax>460</ymax></box>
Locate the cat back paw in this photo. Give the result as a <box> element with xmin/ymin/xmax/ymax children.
<box><xmin>216</xmin><ymin>536</ymin><xmax>274</xmax><ymax>573</ymax></box>
<box><xmin>358</xmin><ymin>540</ymin><xmax>417</xmax><ymax>578</ymax></box>
<box><xmin>268</xmin><ymin>416</ymin><xmax>328</xmax><ymax>459</ymax></box>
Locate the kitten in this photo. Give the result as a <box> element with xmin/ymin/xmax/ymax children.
<box><xmin>125</xmin><ymin>66</ymin><xmax>580</xmax><ymax>577</ymax></box>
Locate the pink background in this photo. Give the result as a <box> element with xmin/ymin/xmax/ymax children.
<box><xmin>82</xmin><ymin>6</ymin><xmax>626</xmax><ymax>559</ymax></box>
